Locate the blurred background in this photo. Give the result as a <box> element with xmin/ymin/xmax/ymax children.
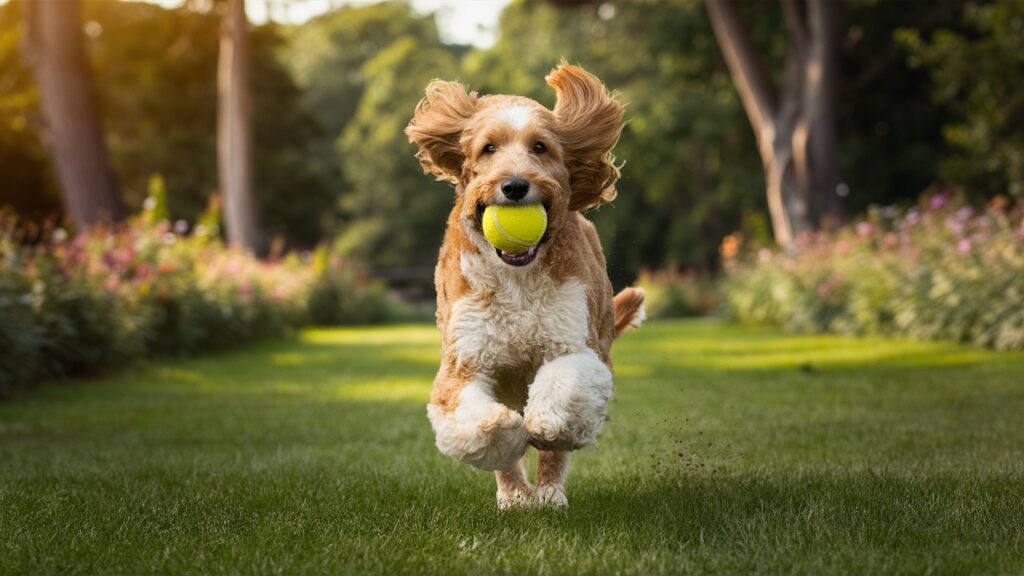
<box><xmin>1</xmin><ymin>0</ymin><xmax>1022</xmax><ymax>392</ymax></box>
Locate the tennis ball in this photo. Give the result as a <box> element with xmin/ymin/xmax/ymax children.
<box><xmin>482</xmin><ymin>203</ymin><xmax>547</xmax><ymax>253</ymax></box>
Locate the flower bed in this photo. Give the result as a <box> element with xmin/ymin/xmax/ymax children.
<box><xmin>722</xmin><ymin>193</ymin><xmax>1024</xmax><ymax>350</ymax></box>
<box><xmin>0</xmin><ymin>216</ymin><xmax>391</xmax><ymax>395</ymax></box>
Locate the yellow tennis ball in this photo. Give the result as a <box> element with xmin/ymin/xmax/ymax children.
<box><xmin>482</xmin><ymin>203</ymin><xmax>547</xmax><ymax>253</ymax></box>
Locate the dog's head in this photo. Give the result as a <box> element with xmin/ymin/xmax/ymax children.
<box><xmin>406</xmin><ymin>64</ymin><xmax>624</xmax><ymax>267</ymax></box>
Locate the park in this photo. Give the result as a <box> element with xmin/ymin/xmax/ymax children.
<box><xmin>1</xmin><ymin>0</ymin><xmax>1023</xmax><ymax>574</ymax></box>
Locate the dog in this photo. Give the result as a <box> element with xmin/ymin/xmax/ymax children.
<box><xmin>405</xmin><ymin>64</ymin><xmax>645</xmax><ymax>508</ymax></box>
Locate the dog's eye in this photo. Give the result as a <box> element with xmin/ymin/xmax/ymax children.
<box><xmin>532</xmin><ymin>141</ymin><xmax>547</xmax><ymax>154</ymax></box>
<box><xmin>482</xmin><ymin>144</ymin><xmax>497</xmax><ymax>155</ymax></box>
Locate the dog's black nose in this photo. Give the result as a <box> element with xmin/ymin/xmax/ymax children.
<box><xmin>501</xmin><ymin>178</ymin><xmax>530</xmax><ymax>201</ymax></box>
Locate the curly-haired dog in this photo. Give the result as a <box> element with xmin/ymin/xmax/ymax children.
<box><xmin>406</xmin><ymin>64</ymin><xmax>645</xmax><ymax>508</ymax></box>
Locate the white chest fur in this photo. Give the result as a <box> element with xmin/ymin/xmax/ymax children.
<box><xmin>449</xmin><ymin>251</ymin><xmax>589</xmax><ymax>371</ymax></box>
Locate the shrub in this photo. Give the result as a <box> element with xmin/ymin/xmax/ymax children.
<box><xmin>634</xmin><ymin>267</ymin><xmax>718</xmax><ymax>319</ymax></box>
<box><xmin>306</xmin><ymin>246</ymin><xmax>392</xmax><ymax>326</ymax></box>
<box><xmin>0</xmin><ymin>213</ymin><xmax>398</xmax><ymax>396</ymax></box>
<box><xmin>722</xmin><ymin>192</ymin><xmax>1024</xmax><ymax>350</ymax></box>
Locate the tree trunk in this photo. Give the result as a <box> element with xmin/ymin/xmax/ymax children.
<box><xmin>218</xmin><ymin>0</ymin><xmax>262</xmax><ymax>253</ymax></box>
<box><xmin>22</xmin><ymin>0</ymin><xmax>123</xmax><ymax>230</ymax></box>
<box><xmin>804</xmin><ymin>0</ymin><xmax>841</xmax><ymax>225</ymax></box>
<box><xmin>704</xmin><ymin>0</ymin><xmax>841</xmax><ymax>246</ymax></box>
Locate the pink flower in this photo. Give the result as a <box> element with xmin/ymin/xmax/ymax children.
<box><xmin>856</xmin><ymin>221</ymin><xmax>873</xmax><ymax>237</ymax></box>
<box><xmin>817</xmin><ymin>273</ymin><xmax>842</xmax><ymax>298</ymax></box>
<box><xmin>929</xmin><ymin>193</ymin><xmax>948</xmax><ymax>211</ymax></box>
<box><xmin>946</xmin><ymin>218</ymin><xmax>965</xmax><ymax>236</ymax></box>
<box><xmin>957</xmin><ymin>238</ymin><xmax>971</xmax><ymax>254</ymax></box>
<box><xmin>101</xmin><ymin>250</ymin><xmax>118</xmax><ymax>270</ymax></box>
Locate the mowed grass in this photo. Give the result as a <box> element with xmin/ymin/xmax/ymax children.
<box><xmin>1</xmin><ymin>320</ymin><xmax>1023</xmax><ymax>575</ymax></box>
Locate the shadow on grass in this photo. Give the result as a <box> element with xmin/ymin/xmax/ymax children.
<box><xmin>469</xmin><ymin>469</ymin><xmax>1024</xmax><ymax>573</ymax></box>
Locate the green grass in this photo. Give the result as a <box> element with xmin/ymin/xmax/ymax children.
<box><xmin>2</xmin><ymin>320</ymin><xmax>1023</xmax><ymax>575</ymax></box>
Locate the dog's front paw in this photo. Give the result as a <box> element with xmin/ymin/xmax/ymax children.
<box><xmin>429</xmin><ymin>402</ymin><xmax>529</xmax><ymax>471</ymax></box>
<box><xmin>523</xmin><ymin>352</ymin><xmax>613</xmax><ymax>451</ymax></box>
<box><xmin>497</xmin><ymin>484</ymin><xmax>534</xmax><ymax>510</ymax></box>
<box><xmin>535</xmin><ymin>484</ymin><xmax>568</xmax><ymax>508</ymax></box>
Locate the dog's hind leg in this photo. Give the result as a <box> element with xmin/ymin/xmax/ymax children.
<box><xmin>535</xmin><ymin>450</ymin><xmax>569</xmax><ymax>508</ymax></box>
<box><xmin>495</xmin><ymin>454</ymin><xmax>533</xmax><ymax>509</ymax></box>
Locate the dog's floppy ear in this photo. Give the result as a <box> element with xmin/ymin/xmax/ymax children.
<box><xmin>546</xmin><ymin>64</ymin><xmax>624</xmax><ymax>212</ymax></box>
<box><xmin>406</xmin><ymin>80</ymin><xmax>478</xmax><ymax>186</ymax></box>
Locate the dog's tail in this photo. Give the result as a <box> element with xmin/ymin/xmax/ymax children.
<box><xmin>613</xmin><ymin>287</ymin><xmax>646</xmax><ymax>338</ymax></box>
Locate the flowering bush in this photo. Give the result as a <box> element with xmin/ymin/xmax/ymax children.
<box><xmin>0</xmin><ymin>214</ymin><xmax>391</xmax><ymax>395</ymax></box>
<box><xmin>722</xmin><ymin>192</ymin><xmax>1024</xmax><ymax>350</ymax></box>
<box><xmin>635</xmin><ymin>267</ymin><xmax>718</xmax><ymax>318</ymax></box>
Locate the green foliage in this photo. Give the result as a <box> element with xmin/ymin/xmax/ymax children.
<box><xmin>287</xmin><ymin>2</ymin><xmax>442</xmax><ymax>138</ymax></box>
<box><xmin>306</xmin><ymin>246</ymin><xmax>392</xmax><ymax>325</ymax></box>
<box><xmin>0</xmin><ymin>235</ymin><xmax>43</xmax><ymax>386</ymax></box>
<box><xmin>289</xmin><ymin>2</ymin><xmax>462</xmax><ymax>269</ymax></box>
<box><xmin>143</xmin><ymin>175</ymin><xmax>169</xmax><ymax>224</ymax></box>
<box><xmin>723</xmin><ymin>194</ymin><xmax>1024</xmax><ymax>350</ymax></box>
<box><xmin>839</xmin><ymin>0</ymin><xmax>969</xmax><ymax>211</ymax></box>
<box><xmin>337</xmin><ymin>36</ymin><xmax>460</xmax><ymax>268</ymax></box>
<box><xmin>898</xmin><ymin>0</ymin><xmax>1024</xmax><ymax>197</ymax></box>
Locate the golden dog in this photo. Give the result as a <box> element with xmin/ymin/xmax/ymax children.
<box><xmin>406</xmin><ymin>64</ymin><xmax>645</xmax><ymax>508</ymax></box>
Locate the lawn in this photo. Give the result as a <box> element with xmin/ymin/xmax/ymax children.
<box><xmin>1</xmin><ymin>320</ymin><xmax>1023</xmax><ymax>575</ymax></box>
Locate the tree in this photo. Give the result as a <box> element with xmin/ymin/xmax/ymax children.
<box><xmin>4</xmin><ymin>1</ymin><xmax>336</xmax><ymax>246</ymax></box>
<box><xmin>218</xmin><ymin>0</ymin><xmax>262</xmax><ymax>253</ymax></box>
<box><xmin>21</xmin><ymin>0</ymin><xmax>123</xmax><ymax>229</ymax></box>
<box><xmin>337</xmin><ymin>35</ymin><xmax>462</xmax><ymax>269</ymax></box>
<box><xmin>287</xmin><ymin>2</ymin><xmax>444</xmax><ymax>139</ymax></box>
<box><xmin>290</xmin><ymin>3</ymin><xmax>461</xmax><ymax>269</ymax></box>
<box><xmin>704</xmin><ymin>0</ymin><xmax>841</xmax><ymax>246</ymax></box>
<box><xmin>286</xmin><ymin>2</ymin><xmax>449</xmax><ymax>251</ymax></box>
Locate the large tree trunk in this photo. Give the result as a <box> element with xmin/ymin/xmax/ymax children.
<box><xmin>218</xmin><ymin>0</ymin><xmax>262</xmax><ymax>253</ymax></box>
<box><xmin>22</xmin><ymin>0</ymin><xmax>123</xmax><ymax>229</ymax></box>
<box><xmin>705</xmin><ymin>0</ymin><xmax>841</xmax><ymax>246</ymax></box>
